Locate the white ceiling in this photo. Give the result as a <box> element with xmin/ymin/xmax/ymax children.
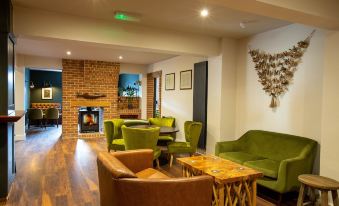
<box><xmin>12</xmin><ymin>0</ymin><xmax>290</xmax><ymax>38</ymax></box>
<box><xmin>16</xmin><ymin>37</ymin><xmax>176</xmax><ymax>65</ymax></box>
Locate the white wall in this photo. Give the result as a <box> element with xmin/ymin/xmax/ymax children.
<box><xmin>120</xmin><ymin>63</ymin><xmax>148</xmax><ymax>119</ymax></box>
<box><xmin>320</xmin><ymin>31</ymin><xmax>339</xmax><ymax>181</ymax></box>
<box><xmin>14</xmin><ymin>54</ymin><xmax>26</xmax><ymax>141</ymax></box>
<box><xmin>148</xmin><ymin>55</ymin><xmax>206</xmax><ymax>140</ymax></box>
<box><xmin>235</xmin><ymin>24</ymin><xmax>325</xmax><ymax>173</ymax></box>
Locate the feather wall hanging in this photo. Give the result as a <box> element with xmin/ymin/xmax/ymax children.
<box><xmin>249</xmin><ymin>30</ymin><xmax>315</xmax><ymax>108</ymax></box>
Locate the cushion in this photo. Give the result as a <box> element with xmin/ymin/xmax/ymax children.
<box><xmin>158</xmin><ymin>135</ymin><xmax>174</xmax><ymax>141</ymax></box>
<box><xmin>167</xmin><ymin>142</ymin><xmax>193</xmax><ymax>154</ymax></box>
<box><xmin>244</xmin><ymin>159</ymin><xmax>280</xmax><ymax>179</ymax></box>
<box><xmin>136</xmin><ymin>168</ymin><xmax>169</xmax><ymax>179</ymax></box>
<box><xmin>218</xmin><ymin>151</ymin><xmax>265</xmax><ymax>164</ymax></box>
<box><xmin>112</xmin><ymin>138</ymin><xmax>125</xmax><ymax>145</ymax></box>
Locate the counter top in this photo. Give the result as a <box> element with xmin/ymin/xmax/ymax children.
<box><xmin>0</xmin><ymin>110</ymin><xmax>25</xmax><ymax>123</ymax></box>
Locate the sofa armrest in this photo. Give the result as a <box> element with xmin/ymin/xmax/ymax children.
<box><xmin>276</xmin><ymin>143</ymin><xmax>317</xmax><ymax>192</ymax></box>
<box><xmin>113</xmin><ymin>149</ymin><xmax>154</xmax><ymax>173</ymax></box>
<box><xmin>215</xmin><ymin>140</ymin><xmax>239</xmax><ymax>156</ymax></box>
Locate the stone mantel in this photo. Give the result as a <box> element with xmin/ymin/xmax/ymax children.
<box><xmin>70</xmin><ymin>100</ymin><xmax>111</xmax><ymax>107</ymax></box>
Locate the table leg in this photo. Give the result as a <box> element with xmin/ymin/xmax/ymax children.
<box><xmin>252</xmin><ymin>180</ymin><xmax>257</xmax><ymax>206</ymax></box>
<box><xmin>332</xmin><ymin>190</ymin><xmax>339</xmax><ymax>206</ymax></box>
<box><xmin>218</xmin><ymin>184</ymin><xmax>225</xmax><ymax>206</ymax></box>
<box><xmin>297</xmin><ymin>183</ymin><xmax>306</xmax><ymax>206</ymax></box>
<box><xmin>321</xmin><ymin>190</ymin><xmax>329</xmax><ymax>206</ymax></box>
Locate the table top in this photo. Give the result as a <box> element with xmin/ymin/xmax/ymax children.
<box><xmin>129</xmin><ymin>125</ymin><xmax>179</xmax><ymax>134</ymax></box>
<box><xmin>298</xmin><ymin>174</ymin><xmax>339</xmax><ymax>190</ymax></box>
<box><xmin>177</xmin><ymin>155</ymin><xmax>263</xmax><ymax>184</ymax></box>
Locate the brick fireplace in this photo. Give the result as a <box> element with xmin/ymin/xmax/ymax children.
<box><xmin>62</xmin><ymin>59</ymin><xmax>120</xmax><ymax>139</ymax></box>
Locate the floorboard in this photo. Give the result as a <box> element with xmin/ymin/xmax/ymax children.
<box><xmin>0</xmin><ymin>126</ymin><xmax>297</xmax><ymax>205</ymax></box>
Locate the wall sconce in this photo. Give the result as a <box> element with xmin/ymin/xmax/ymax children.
<box><xmin>43</xmin><ymin>81</ymin><xmax>52</xmax><ymax>88</ymax></box>
<box><xmin>30</xmin><ymin>81</ymin><xmax>35</xmax><ymax>89</ymax></box>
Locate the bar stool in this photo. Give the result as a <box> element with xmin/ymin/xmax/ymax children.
<box><xmin>297</xmin><ymin>174</ymin><xmax>339</xmax><ymax>206</ymax></box>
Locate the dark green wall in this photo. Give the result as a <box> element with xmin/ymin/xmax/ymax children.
<box><xmin>29</xmin><ymin>70</ymin><xmax>62</xmax><ymax>106</ymax></box>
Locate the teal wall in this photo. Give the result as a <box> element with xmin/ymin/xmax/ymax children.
<box><xmin>29</xmin><ymin>70</ymin><xmax>62</xmax><ymax>106</ymax></box>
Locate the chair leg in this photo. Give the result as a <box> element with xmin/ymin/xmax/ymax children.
<box><xmin>56</xmin><ymin>120</ymin><xmax>59</xmax><ymax>128</ymax></box>
<box><xmin>169</xmin><ymin>154</ymin><xmax>174</xmax><ymax>168</ymax></box>
<box><xmin>156</xmin><ymin>159</ymin><xmax>160</xmax><ymax>169</ymax></box>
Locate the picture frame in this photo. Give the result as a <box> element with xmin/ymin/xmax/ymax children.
<box><xmin>165</xmin><ymin>73</ymin><xmax>175</xmax><ymax>90</ymax></box>
<box><xmin>42</xmin><ymin>88</ymin><xmax>53</xmax><ymax>100</ymax></box>
<box><xmin>180</xmin><ymin>70</ymin><xmax>192</xmax><ymax>90</ymax></box>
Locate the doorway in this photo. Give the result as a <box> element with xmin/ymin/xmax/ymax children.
<box><xmin>147</xmin><ymin>71</ymin><xmax>162</xmax><ymax>118</ymax></box>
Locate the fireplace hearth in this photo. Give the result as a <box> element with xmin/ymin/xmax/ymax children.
<box><xmin>78</xmin><ymin>107</ymin><xmax>101</xmax><ymax>133</ymax></box>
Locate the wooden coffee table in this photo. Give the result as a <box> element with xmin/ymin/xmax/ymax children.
<box><xmin>177</xmin><ymin>155</ymin><xmax>263</xmax><ymax>206</ymax></box>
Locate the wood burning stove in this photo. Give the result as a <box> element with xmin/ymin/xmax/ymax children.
<box><xmin>79</xmin><ymin>107</ymin><xmax>99</xmax><ymax>133</ymax></box>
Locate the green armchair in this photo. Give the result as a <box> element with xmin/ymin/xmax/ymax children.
<box><xmin>104</xmin><ymin>119</ymin><xmax>125</xmax><ymax>152</ymax></box>
<box><xmin>149</xmin><ymin>117</ymin><xmax>176</xmax><ymax>141</ymax></box>
<box><xmin>215</xmin><ymin>130</ymin><xmax>317</xmax><ymax>194</ymax></box>
<box><xmin>121</xmin><ymin>125</ymin><xmax>161</xmax><ymax>168</ymax></box>
<box><xmin>45</xmin><ymin>108</ymin><xmax>60</xmax><ymax>128</ymax></box>
<box><xmin>104</xmin><ymin>119</ymin><xmax>150</xmax><ymax>152</ymax></box>
<box><xmin>167</xmin><ymin>121</ymin><xmax>202</xmax><ymax>167</ymax></box>
<box><xmin>27</xmin><ymin>108</ymin><xmax>44</xmax><ymax>129</ymax></box>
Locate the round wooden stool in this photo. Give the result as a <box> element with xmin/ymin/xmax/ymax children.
<box><xmin>297</xmin><ymin>174</ymin><xmax>339</xmax><ymax>206</ymax></box>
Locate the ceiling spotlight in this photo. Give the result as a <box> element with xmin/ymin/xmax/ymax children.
<box><xmin>240</xmin><ymin>22</ymin><xmax>246</xmax><ymax>29</ymax></box>
<box><xmin>66</xmin><ymin>51</ymin><xmax>71</xmax><ymax>55</ymax></box>
<box><xmin>118</xmin><ymin>56</ymin><xmax>123</xmax><ymax>60</ymax></box>
<box><xmin>200</xmin><ymin>9</ymin><xmax>209</xmax><ymax>17</ymax></box>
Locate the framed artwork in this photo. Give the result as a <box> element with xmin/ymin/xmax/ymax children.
<box><xmin>42</xmin><ymin>88</ymin><xmax>53</xmax><ymax>100</ymax></box>
<box><xmin>180</xmin><ymin>70</ymin><xmax>192</xmax><ymax>90</ymax></box>
<box><xmin>165</xmin><ymin>73</ymin><xmax>175</xmax><ymax>90</ymax></box>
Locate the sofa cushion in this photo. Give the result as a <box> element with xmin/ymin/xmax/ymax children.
<box><xmin>244</xmin><ymin>159</ymin><xmax>280</xmax><ymax>179</ymax></box>
<box><xmin>219</xmin><ymin>152</ymin><xmax>265</xmax><ymax>164</ymax></box>
<box><xmin>136</xmin><ymin>168</ymin><xmax>169</xmax><ymax>179</ymax></box>
<box><xmin>158</xmin><ymin>135</ymin><xmax>174</xmax><ymax>141</ymax></box>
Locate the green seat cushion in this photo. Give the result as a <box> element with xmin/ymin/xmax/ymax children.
<box><xmin>244</xmin><ymin>159</ymin><xmax>280</xmax><ymax>179</ymax></box>
<box><xmin>111</xmin><ymin>138</ymin><xmax>125</xmax><ymax>151</ymax></box>
<box><xmin>167</xmin><ymin>142</ymin><xmax>193</xmax><ymax>154</ymax></box>
<box><xmin>219</xmin><ymin>151</ymin><xmax>265</xmax><ymax>164</ymax></box>
<box><xmin>158</xmin><ymin>135</ymin><xmax>174</xmax><ymax>141</ymax></box>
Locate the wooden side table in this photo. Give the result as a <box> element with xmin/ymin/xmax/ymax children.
<box><xmin>297</xmin><ymin>174</ymin><xmax>339</xmax><ymax>206</ymax></box>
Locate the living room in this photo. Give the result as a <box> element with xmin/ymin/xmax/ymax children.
<box><xmin>1</xmin><ymin>0</ymin><xmax>339</xmax><ymax>205</ymax></box>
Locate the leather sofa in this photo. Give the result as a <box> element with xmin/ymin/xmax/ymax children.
<box><xmin>215</xmin><ymin>130</ymin><xmax>317</xmax><ymax>194</ymax></box>
<box><xmin>31</xmin><ymin>103</ymin><xmax>61</xmax><ymax>110</ymax></box>
<box><xmin>97</xmin><ymin>149</ymin><xmax>213</xmax><ymax>206</ymax></box>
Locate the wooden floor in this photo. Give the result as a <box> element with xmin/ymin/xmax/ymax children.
<box><xmin>1</xmin><ymin>126</ymin><xmax>296</xmax><ymax>206</ymax></box>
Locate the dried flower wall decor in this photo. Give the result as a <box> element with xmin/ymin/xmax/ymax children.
<box><xmin>249</xmin><ymin>30</ymin><xmax>315</xmax><ymax>108</ymax></box>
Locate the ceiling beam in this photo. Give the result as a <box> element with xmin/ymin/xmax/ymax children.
<box><xmin>208</xmin><ymin>0</ymin><xmax>339</xmax><ymax>30</ymax></box>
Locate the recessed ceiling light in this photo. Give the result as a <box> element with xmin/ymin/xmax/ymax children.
<box><xmin>200</xmin><ymin>9</ymin><xmax>209</xmax><ymax>17</ymax></box>
<box><xmin>66</xmin><ymin>51</ymin><xmax>71</xmax><ymax>55</ymax></box>
<box><xmin>240</xmin><ymin>22</ymin><xmax>246</xmax><ymax>29</ymax></box>
<box><xmin>118</xmin><ymin>56</ymin><xmax>123</xmax><ymax>60</ymax></box>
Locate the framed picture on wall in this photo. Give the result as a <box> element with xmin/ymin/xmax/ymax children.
<box><xmin>165</xmin><ymin>73</ymin><xmax>175</xmax><ymax>90</ymax></box>
<box><xmin>180</xmin><ymin>70</ymin><xmax>192</xmax><ymax>90</ymax></box>
<box><xmin>42</xmin><ymin>88</ymin><xmax>53</xmax><ymax>100</ymax></box>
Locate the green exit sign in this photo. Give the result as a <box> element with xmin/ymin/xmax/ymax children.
<box><xmin>114</xmin><ymin>12</ymin><xmax>140</xmax><ymax>22</ymax></box>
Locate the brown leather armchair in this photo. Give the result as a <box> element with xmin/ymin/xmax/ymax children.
<box><xmin>97</xmin><ymin>149</ymin><xmax>213</xmax><ymax>206</ymax></box>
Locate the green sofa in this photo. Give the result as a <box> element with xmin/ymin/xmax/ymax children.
<box><xmin>215</xmin><ymin>130</ymin><xmax>317</xmax><ymax>194</ymax></box>
<box><xmin>104</xmin><ymin>119</ymin><xmax>150</xmax><ymax>152</ymax></box>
